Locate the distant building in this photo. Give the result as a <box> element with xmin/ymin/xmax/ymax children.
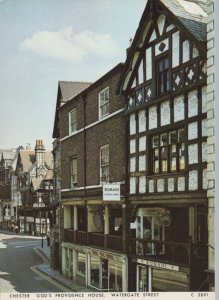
<box><xmin>16</xmin><ymin>140</ymin><xmax>53</xmax><ymax>235</ymax></box>
<box><xmin>0</xmin><ymin>149</ymin><xmax>17</xmax><ymax>229</ymax></box>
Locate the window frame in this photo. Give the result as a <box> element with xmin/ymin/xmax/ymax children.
<box><xmin>150</xmin><ymin>128</ymin><xmax>185</xmax><ymax>175</ymax></box>
<box><xmin>70</xmin><ymin>157</ymin><xmax>77</xmax><ymax>188</ymax></box>
<box><xmin>100</xmin><ymin>144</ymin><xmax>109</xmax><ymax>183</ymax></box>
<box><xmin>69</xmin><ymin>108</ymin><xmax>77</xmax><ymax>134</ymax></box>
<box><xmin>99</xmin><ymin>87</ymin><xmax>110</xmax><ymax>119</ymax></box>
<box><xmin>156</xmin><ymin>55</ymin><xmax>170</xmax><ymax>96</ymax></box>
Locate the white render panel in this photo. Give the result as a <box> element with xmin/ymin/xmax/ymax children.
<box><xmin>146</xmin><ymin>47</ymin><xmax>152</xmax><ymax>80</ymax></box>
<box><xmin>161</xmin><ymin>100</ymin><xmax>170</xmax><ymax>126</ymax></box>
<box><xmin>166</xmin><ymin>24</ymin><xmax>175</xmax><ymax>32</ymax></box>
<box><xmin>202</xmin><ymin>169</ymin><xmax>207</xmax><ymax>190</ymax></box>
<box><xmin>139</xmin><ymin>136</ymin><xmax>146</xmax><ymax>152</ymax></box>
<box><xmin>155</xmin><ymin>38</ymin><xmax>169</xmax><ymax>56</ymax></box>
<box><xmin>149</xmin><ymin>106</ymin><xmax>157</xmax><ymax>129</ymax></box>
<box><xmin>192</xmin><ymin>45</ymin><xmax>199</xmax><ymax>58</ymax></box>
<box><xmin>188</xmin><ymin>144</ymin><xmax>198</xmax><ymax>164</ymax></box>
<box><xmin>149</xmin><ymin>180</ymin><xmax>154</xmax><ymax>193</ymax></box>
<box><xmin>168</xmin><ymin>178</ymin><xmax>174</xmax><ymax>192</ymax></box>
<box><xmin>178</xmin><ymin>177</ymin><xmax>185</xmax><ymax>191</ymax></box>
<box><xmin>149</xmin><ymin>30</ymin><xmax>157</xmax><ymax>42</ymax></box>
<box><xmin>157</xmin><ymin>14</ymin><xmax>166</xmax><ymax>36</ymax></box>
<box><xmin>188</xmin><ymin>90</ymin><xmax>198</xmax><ymax>117</ymax></box>
<box><xmin>202</xmin><ymin>142</ymin><xmax>207</xmax><ymax>162</ymax></box>
<box><xmin>202</xmin><ymin>119</ymin><xmax>207</xmax><ymax>136</ymax></box>
<box><xmin>130</xmin><ymin>177</ymin><xmax>136</xmax><ymax>194</ymax></box>
<box><xmin>138</xmin><ymin>110</ymin><xmax>146</xmax><ymax>133</ymax></box>
<box><xmin>130</xmin><ymin>113</ymin><xmax>136</xmax><ymax>135</ymax></box>
<box><xmin>174</xmin><ymin>95</ymin><xmax>184</xmax><ymax>122</ymax></box>
<box><xmin>183</xmin><ymin>40</ymin><xmax>190</xmax><ymax>63</ymax></box>
<box><xmin>157</xmin><ymin>179</ymin><xmax>164</xmax><ymax>192</ymax></box>
<box><xmin>138</xmin><ymin>60</ymin><xmax>144</xmax><ymax>84</ymax></box>
<box><xmin>188</xmin><ymin>122</ymin><xmax>198</xmax><ymax>140</ymax></box>
<box><xmin>131</xmin><ymin>78</ymin><xmax>136</xmax><ymax>89</ymax></box>
<box><xmin>139</xmin><ymin>155</ymin><xmax>146</xmax><ymax>171</ymax></box>
<box><xmin>189</xmin><ymin>170</ymin><xmax>198</xmax><ymax>190</ymax></box>
<box><xmin>172</xmin><ymin>31</ymin><xmax>180</xmax><ymax>67</ymax></box>
<box><xmin>202</xmin><ymin>86</ymin><xmax>207</xmax><ymax>113</ymax></box>
<box><xmin>130</xmin><ymin>157</ymin><xmax>136</xmax><ymax>172</ymax></box>
<box><xmin>130</xmin><ymin>139</ymin><xmax>136</xmax><ymax>154</ymax></box>
<box><xmin>139</xmin><ymin>176</ymin><xmax>146</xmax><ymax>194</ymax></box>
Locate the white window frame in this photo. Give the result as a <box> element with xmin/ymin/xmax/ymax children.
<box><xmin>69</xmin><ymin>108</ymin><xmax>77</xmax><ymax>134</ymax></box>
<box><xmin>70</xmin><ymin>158</ymin><xmax>77</xmax><ymax>188</ymax></box>
<box><xmin>99</xmin><ymin>87</ymin><xmax>110</xmax><ymax>119</ymax></box>
<box><xmin>100</xmin><ymin>145</ymin><xmax>109</xmax><ymax>183</ymax></box>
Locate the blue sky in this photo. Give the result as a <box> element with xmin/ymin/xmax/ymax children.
<box><xmin>0</xmin><ymin>0</ymin><xmax>146</xmax><ymax>150</ymax></box>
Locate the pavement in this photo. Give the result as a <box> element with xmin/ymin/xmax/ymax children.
<box><xmin>36</xmin><ymin>245</ymin><xmax>92</xmax><ymax>292</ymax></box>
<box><xmin>0</xmin><ymin>229</ymin><xmax>92</xmax><ymax>292</ymax></box>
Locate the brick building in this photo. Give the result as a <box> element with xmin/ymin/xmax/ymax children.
<box><xmin>53</xmin><ymin>63</ymin><xmax>127</xmax><ymax>291</ymax></box>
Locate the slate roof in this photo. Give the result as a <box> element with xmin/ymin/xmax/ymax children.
<box><xmin>161</xmin><ymin>0</ymin><xmax>207</xmax><ymax>41</ymax></box>
<box><xmin>59</xmin><ymin>81</ymin><xmax>92</xmax><ymax>102</ymax></box>
<box><xmin>1</xmin><ymin>150</ymin><xmax>16</xmax><ymax>161</ymax></box>
<box><xmin>19</xmin><ymin>150</ymin><xmax>53</xmax><ymax>172</ymax></box>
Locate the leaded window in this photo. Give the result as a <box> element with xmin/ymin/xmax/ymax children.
<box><xmin>151</xmin><ymin>128</ymin><xmax>185</xmax><ymax>174</ymax></box>
<box><xmin>156</xmin><ymin>56</ymin><xmax>170</xmax><ymax>95</ymax></box>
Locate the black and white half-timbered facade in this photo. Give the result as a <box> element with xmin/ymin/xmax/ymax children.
<box><xmin>118</xmin><ymin>0</ymin><xmax>208</xmax><ymax>292</ymax></box>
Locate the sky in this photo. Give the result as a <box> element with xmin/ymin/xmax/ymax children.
<box><xmin>0</xmin><ymin>0</ymin><xmax>146</xmax><ymax>151</ymax></box>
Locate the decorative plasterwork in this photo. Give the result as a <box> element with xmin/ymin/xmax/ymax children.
<box><xmin>139</xmin><ymin>136</ymin><xmax>146</xmax><ymax>152</ymax></box>
<box><xmin>188</xmin><ymin>122</ymin><xmax>198</xmax><ymax>140</ymax></box>
<box><xmin>138</xmin><ymin>110</ymin><xmax>146</xmax><ymax>132</ymax></box>
<box><xmin>149</xmin><ymin>106</ymin><xmax>157</xmax><ymax>129</ymax></box>
<box><xmin>139</xmin><ymin>155</ymin><xmax>146</xmax><ymax>171</ymax></box>
<box><xmin>188</xmin><ymin>144</ymin><xmax>198</xmax><ymax>164</ymax></box>
<box><xmin>178</xmin><ymin>177</ymin><xmax>185</xmax><ymax>191</ymax></box>
<box><xmin>172</xmin><ymin>31</ymin><xmax>180</xmax><ymax>68</ymax></box>
<box><xmin>130</xmin><ymin>177</ymin><xmax>136</xmax><ymax>194</ymax></box>
<box><xmin>161</xmin><ymin>100</ymin><xmax>170</xmax><ymax>126</ymax></box>
<box><xmin>189</xmin><ymin>170</ymin><xmax>198</xmax><ymax>190</ymax></box>
<box><xmin>139</xmin><ymin>176</ymin><xmax>146</xmax><ymax>194</ymax></box>
<box><xmin>188</xmin><ymin>90</ymin><xmax>198</xmax><ymax>117</ymax></box>
<box><xmin>174</xmin><ymin>95</ymin><xmax>184</xmax><ymax>122</ymax></box>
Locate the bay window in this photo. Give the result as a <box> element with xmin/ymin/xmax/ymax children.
<box><xmin>151</xmin><ymin>128</ymin><xmax>185</xmax><ymax>174</ymax></box>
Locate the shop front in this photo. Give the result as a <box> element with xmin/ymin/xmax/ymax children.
<box><xmin>62</xmin><ymin>243</ymin><xmax>128</xmax><ymax>292</ymax></box>
<box><xmin>134</xmin><ymin>258</ymin><xmax>188</xmax><ymax>292</ymax></box>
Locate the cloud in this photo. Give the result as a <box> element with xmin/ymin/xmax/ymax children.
<box><xmin>19</xmin><ymin>27</ymin><xmax>122</xmax><ymax>63</ymax></box>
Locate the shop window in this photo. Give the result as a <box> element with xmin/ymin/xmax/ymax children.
<box><xmin>89</xmin><ymin>256</ymin><xmax>122</xmax><ymax>291</ymax></box>
<box><xmin>90</xmin><ymin>256</ymin><xmax>100</xmax><ymax>289</ymax></box>
<box><xmin>156</xmin><ymin>56</ymin><xmax>170</xmax><ymax>95</ymax></box>
<box><xmin>77</xmin><ymin>253</ymin><xmax>85</xmax><ymax>276</ymax></box>
<box><xmin>151</xmin><ymin>128</ymin><xmax>185</xmax><ymax>175</ymax></box>
<box><xmin>136</xmin><ymin>215</ymin><xmax>165</xmax><ymax>255</ymax></box>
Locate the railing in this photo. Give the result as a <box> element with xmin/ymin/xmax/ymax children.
<box><xmin>64</xmin><ymin>229</ymin><xmax>123</xmax><ymax>252</ymax></box>
<box><xmin>88</xmin><ymin>232</ymin><xmax>104</xmax><ymax>247</ymax></box>
<box><xmin>130</xmin><ymin>238</ymin><xmax>207</xmax><ymax>267</ymax></box>
<box><xmin>108</xmin><ymin>235</ymin><xmax>123</xmax><ymax>252</ymax></box>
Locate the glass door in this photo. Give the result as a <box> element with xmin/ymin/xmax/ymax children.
<box><xmin>137</xmin><ymin>265</ymin><xmax>152</xmax><ymax>291</ymax></box>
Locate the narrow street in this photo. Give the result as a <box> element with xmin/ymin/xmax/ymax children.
<box><xmin>0</xmin><ymin>232</ymin><xmax>63</xmax><ymax>293</ymax></box>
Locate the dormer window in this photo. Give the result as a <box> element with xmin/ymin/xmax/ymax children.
<box><xmin>156</xmin><ymin>56</ymin><xmax>170</xmax><ymax>95</ymax></box>
<box><xmin>99</xmin><ymin>87</ymin><xmax>109</xmax><ymax>119</ymax></box>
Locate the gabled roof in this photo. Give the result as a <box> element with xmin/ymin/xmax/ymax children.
<box><xmin>52</xmin><ymin>81</ymin><xmax>92</xmax><ymax>138</ymax></box>
<box><xmin>19</xmin><ymin>150</ymin><xmax>35</xmax><ymax>172</ymax></box>
<box><xmin>59</xmin><ymin>81</ymin><xmax>92</xmax><ymax>103</ymax></box>
<box><xmin>117</xmin><ymin>0</ymin><xmax>207</xmax><ymax>94</ymax></box>
<box><xmin>19</xmin><ymin>150</ymin><xmax>53</xmax><ymax>173</ymax></box>
<box><xmin>161</xmin><ymin>0</ymin><xmax>207</xmax><ymax>41</ymax></box>
<box><xmin>44</xmin><ymin>169</ymin><xmax>53</xmax><ymax>180</ymax></box>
